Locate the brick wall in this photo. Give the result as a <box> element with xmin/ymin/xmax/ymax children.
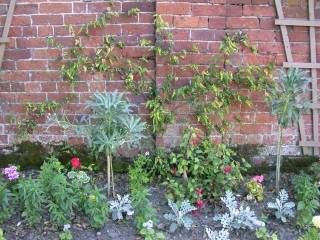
<box><xmin>0</xmin><ymin>0</ymin><xmax>319</xmax><ymax>155</ymax></box>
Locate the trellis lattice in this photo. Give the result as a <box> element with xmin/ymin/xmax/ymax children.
<box><xmin>0</xmin><ymin>0</ymin><xmax>16</xmax><ymax>69</ymax></box>
<box><xmin>275</xmin><ymin>0</ymin><xmax>320</xmax><ymax>155</ymax></box>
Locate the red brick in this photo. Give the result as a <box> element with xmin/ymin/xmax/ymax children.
<box><xmin>192</xmin><ymin>4</ymin><xmax>226</xmax><ymax>16</ymax></box>
<box><xmin>11</xmin><ymin>16</ymin><xmax>31</xmax><ymax>26</ymax></box>
<box><xmin>226</xmin><ymin>5</ymin><xmax>243</xmax><ymax>17</ymax></box>
<box><xmin>226</xmin><ymin>17</ymin><xmax>259</xmax><ymax>29</ymax></box>
<box><xmin>208</xmin><ymin>17</ymin><xmax>226</xmax><ymax>29</ymax></box>
<box><xmin>122</xmin><ymin>24</ymin><xmax>154</xmax><ymax>35</ymax></box>
<box><xmin>64</xmin><ymin>14</ymin><xmax>96</xmax><ymax>25</ymax></box>
<box><xmin>17</xmin><ymin>60</ymin><xmax>47</xmax><ymax>70</ymax></box>
<box><xmin>157</xmin><ymin>2</ymin><xmax>190</xmax><ymax>15</ymax></box>
<box><xmin>15</xmin><ymin>4</ymin><xmax>38</xmax><ymax>15</ymax></box>
<box><xmin>241</xmin><ymin>124</ymin><xmax>272</xmax><ymax>134</ymax></box>
<box><xmin>32</xmin><ymin>15</ymin><xmax>63</xmax><ymax>25</ymax></box>
<box><xmin>40</xmin><ymin>3</ymin><xmax>72</xmax><ymax>13</ymax></box>
<box><xmin>174</xmin><ymin>16</ymin><xmax>208</xmax><ymax>28</ymax></box>
<box><xmin>243</xmin><ymin>6</ymin><xmax>276</xmax><ymax>17</ymax></box>
<box><xmin>16</xmin><ymin>38</ymin><xmax>46</xmax><ymax>48</ymax></box>
<box><xmin>4</xmin><ymin>49</ymin><xmax>30</xmax><ymax>60</ymax></box>
<box><xmin>122</xmin><ymin>2</ymin><xmax>155</xmax><ymax>12</ymax></box>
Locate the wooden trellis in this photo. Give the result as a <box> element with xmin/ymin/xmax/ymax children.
<box><xmin>0</xmin><ymin>0</ymin><xmax>16</xmax><ymax>69</ymax></box>
<box><xmin>275</xmin><ymin>0</ymin><xmax>320</xmax><ymax>155</ymax></box>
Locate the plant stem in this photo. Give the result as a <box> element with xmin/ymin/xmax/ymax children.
<box><xmin>107</xmin><ymin>154</ymin><xmax>111</xmax><ymax>197</ymax></box>
<box><xmin>276</xmin><ymin>126</ymin><xmax>283</xmax><ymax>193</ymax></box>
<box><xmin>183</xmin><ymin>170</ymin><xmax>188</xmax><ymax>181</ymax></box>
<box><xmin>110</xmin><ymin>155</ymin><xmax>115</xmax><ymax>197</ymax></box>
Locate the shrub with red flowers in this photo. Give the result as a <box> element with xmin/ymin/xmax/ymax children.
<box><xmin>163</xmin><ymin>127</ymin><xmax>251</xmax><ymax>203</ymax></box>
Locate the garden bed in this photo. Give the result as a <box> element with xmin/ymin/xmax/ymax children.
<box><xmin>0</xmin><ymin>170</ymin><xmax>305</xmax><ymax>240</ymax></box>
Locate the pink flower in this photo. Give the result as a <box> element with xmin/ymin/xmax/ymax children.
<box><xmin>223</xmin><ymin>165</ymin><xmax>232</xmax><ymax>174</ymax></box>
<box><xmin>252</xmin><ymin>175</ymin><xmax>264</xmax><ymax>183</ymax></box>
<box><xmin>2</xmin><ymin>166</ymin><xmax>19</xmax><ymax>181</ymax></box>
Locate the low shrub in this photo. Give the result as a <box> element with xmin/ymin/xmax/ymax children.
<box><xmin>293</xmin><ymin>173</ymin><xmax>320</xmax><ymax>227</ymax></box>
<box><xmin>147</xmin><ymin>127</ymin><xmax>250</xmax><ymax>203</ymax></box>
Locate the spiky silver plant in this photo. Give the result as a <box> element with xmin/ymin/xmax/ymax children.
<box><xmin>163</xmin><ymin>199</ymin><xmax>197</xmax><ymax>233</ymax></box>
<box><xmin>213</xmin><ymin>191</ymin><xmax>265</xmax><ymax>230</ymax></box>
<box><xmin>109</xmin><ymin>194</ymin><xmax>134</xmax><ymax>221</ymax></box>
<box><xmin>267</xmin><ymin>189</ymin><xmax>295</xmax><ymax>223</ymax></box>
<box><xmin>206</xmin><ymin>227</ymin><xmax>230</xmax><ymax>240</ymax></box>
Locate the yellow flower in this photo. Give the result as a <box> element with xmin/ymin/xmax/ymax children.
<box><xmin>312</xmin><ymin>216</ymin><xmax>320</xmax><ymax>228</ymax></box>
<box><xmin>89</xmin><ymin>194</ymin><xmax>96</xmax><ymax>202</ymax></box>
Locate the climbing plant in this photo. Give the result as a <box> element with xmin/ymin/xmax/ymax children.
<box><xmin>44</xmin><ymin>7</ymin><xmax>274</xmax><ymax>140</ymax></box>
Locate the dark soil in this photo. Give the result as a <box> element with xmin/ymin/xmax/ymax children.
<box><xmin>1</xmin><ymin>172</ymin><xmax>304</xmax><ymax>240</ymax></box>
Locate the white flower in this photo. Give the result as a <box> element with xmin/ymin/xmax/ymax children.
<box><xmin>143</xmin><ymin>220</ymin><xmax>153</xmax><ymax>230</ymax></box>
<box><xmin>63</xmin><ymin>224</ymin><xmax>71</xmax><ymax>231</ymax></box>
<box><xmin>145</xmin><ymin>151</ymin><xmax>150</xmax><ymax>156</ymax></box>
<box><xmin>127</xmin><ymin>210</ymin><xmax>134</xmax><ymax>216</ymax></box>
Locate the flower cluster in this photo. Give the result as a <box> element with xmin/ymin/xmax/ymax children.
<box><xmin>252</xmin><ymin>175</ymin><xmax>264</xmax><ymax>183</ymax></box>
<box><xmin>2</xmin><ymin>166</ymin><xmax>19</xmax><ymax>180</ymax></box>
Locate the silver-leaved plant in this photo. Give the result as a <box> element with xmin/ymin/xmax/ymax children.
<box><xmin>205</xmin><ymin>227</ymin><xmax>230</xmax><ymax>240</ymax></box>
<box><xmin>267</xmin><ymin>189</ymin><xmax>295</xmax><ymax>223</ymax></box>
<box><xmin>163</xmin><ymin>199</ymin><xmax>197</xmax><ymax>233</ymax></box>
<box><xmin>213</xmin><ymin>191</ymin><xmax>265</xmax><ymax>230</ymax></box>
<box><xmin>109</xmin><ymin>194</ymin><xmax>134</xmax><ymax>221</ymax></box>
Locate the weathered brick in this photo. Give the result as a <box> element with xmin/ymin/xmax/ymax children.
<box><xmin>174</xmin><ymin>16</ymin><xmax>208</xmax><ymax>28</ymax></box>
<box><xmin>40</xmin><ymin>3</ymin><xmax>72</xmax><ymax>13</ymax></box>
<box><xmin>157</xmin><ymin>2</ymin><xmax>190</xmax><ymax>15</ymax></box>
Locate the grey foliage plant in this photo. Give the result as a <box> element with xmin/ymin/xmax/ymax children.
<box><xmin>266</xmin><ymin>68</ymin><xmax>310</xmax><ymax>192</ymax></box>
<box><xmin>213</xmin><ymin>191</ymin><xmax>265</xmax><ymax>231</ymax></box>
<box><xmin>163</xmin><ymin>199</ymin><xmax>197</xmax><ymax>233</ymax></box>
<box><xmin>267</xmin><ymin>189</ymin><xmax>295</xmax><ymax>223</ymax></box>
<box><xmin>47</xmin><ymin>92</ymin><xmax>146</xmax><ymax>196</ymax></box>
<box><xmin>205</xmin><ymin>227</ymin><xmax>230</xmax><ymax>240</ymax></box>
<box><xmin>109</xmin><ymin>194</ymin><xmax>134</xmax><ymax>221</ymax></box>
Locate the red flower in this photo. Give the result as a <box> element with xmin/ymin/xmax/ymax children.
<box><xmin>196</xmin><ymin>199</ymin><xmax>204</xmax><ymax>209</ymax></box>
<box><xmin>195</xmin><ymin>188</ymin><xmax>203</xmax><ymax>197</ymax></box>
<box><xmin>223</xmin><ymin>165</ymin><xmax>232</xmax><ymax>174</ymax></box>
<box><xmin>71</xmin><ymin>157</ymin><xmax>81</xmax><ymax>169</ymax></box>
